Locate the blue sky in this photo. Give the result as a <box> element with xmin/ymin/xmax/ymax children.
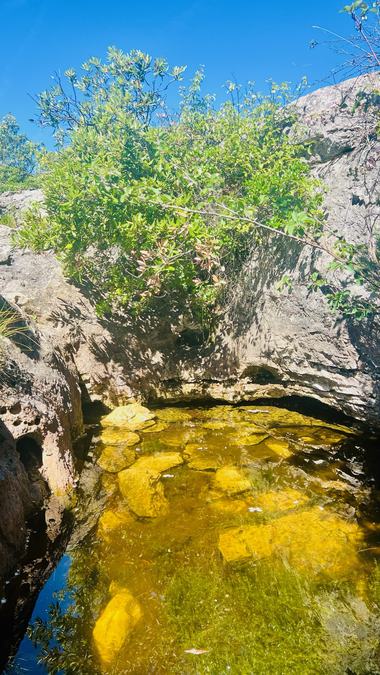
<box><xmin>0</xmin><ymin>0</ymin><xmax>349</xmax><ymax>143</ymax></box>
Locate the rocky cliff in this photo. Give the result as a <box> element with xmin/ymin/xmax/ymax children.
<box><xmin>0</xmin><ymin>73</ymin><xmax>379</xmax><ymax>576</ymax></box>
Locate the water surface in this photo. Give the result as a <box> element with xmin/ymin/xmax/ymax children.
<box><xmin>9</xmin><ymin>404</ymin><xmax>380</xmax><ymax>674</ymax></box>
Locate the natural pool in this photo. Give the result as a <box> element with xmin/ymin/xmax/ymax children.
<box><xmin>8</xmin><ymin>403</ymin><xmax>380</xmax><ymax>674</ymax></box>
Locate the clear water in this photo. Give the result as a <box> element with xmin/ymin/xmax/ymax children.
<box><xmin>8</xmin><ymin>404</ymin><xmax>380</xmax><ymax>674</ymax></box>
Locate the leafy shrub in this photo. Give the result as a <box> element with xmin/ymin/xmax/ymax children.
<box><xmin>17</xmin><ymin>49</ymin><xmax>322</xmax><ymax>323</ymax></box>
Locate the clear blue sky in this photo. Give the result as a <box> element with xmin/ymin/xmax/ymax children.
<box><xmin>0</xmin><ymin>0</ymin><xmax>349</xmax><ymax>143</ymax></box>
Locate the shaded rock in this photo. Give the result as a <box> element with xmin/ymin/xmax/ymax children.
<box><xmin>93</xmin><ymin>587</ymin><xmax>142</xmax><ymax>667</ymax></box>
<box><xmin>118</xmin><ymin>452</ymin><xmax>183</xmax><ymax>517</ymax></box>
<box><xmin>218</xmin><ymin>507</ymin><xmax>363</xmax><ymax>578</ymax></box>
<box><xmin>213</xmin><ymin>466</ymin><xmax>251</xmax><ymax>496</ymax></box>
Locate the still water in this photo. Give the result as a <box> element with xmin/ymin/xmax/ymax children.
<box><xmin>8</xmin><ymin>404</ymin><xmax>380</xmax><ymax>674</ymax></box>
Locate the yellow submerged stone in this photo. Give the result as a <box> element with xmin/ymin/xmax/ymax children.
<box><xmin>97</xmin><ymin>507</ymin><xmax>134</xmax><ymax>542</ymax></box>
<box><xmin>254</xmin><ymin>489</ymin><xmax>309</xmax><ymax>513</ymax></box>
<box><xmin>218</xmin><ymin>507</ymin><xmax>363</xmax><ymax>579</ymax></box>
<box><xmin>238</xmin><ymin>433</ymin><xmax>270</xmax><ymax>446</ymax></box>
<box><xmin>118</xmin><ymin>452</ymin><xmax>184</xmax><ymax>517</ymax></box>
<box><xmin>141</xmin><ymin>421</ymin><xmax>168</xmax><ymax>434</ymax></box>
<box><xmin>213</xmin><ymin>465</ymin><xmax>251</xmax><ymax>496</ymax></box>
<box><xmin>209</xmin><ymin>497</ymin><xmax>249</xmax><ymax>515</ymax></box>
<box><xmin>155</xmin><ymin>408</ymin><xmax>192</xmax><ymax>422</ymax></box>
<box><xmin>101</xmin><ymin>404</ymin><xmax>156</xmax><ymax>431</ymax></box>
<box><xmin>97</xmin><ymin>445</ymin><xmax>136</xmax><ymax>473</ymax></box>
<box><xmin>264</xmin><ymin>438</ymin><xmax>292</xmax><ymax>459</ymax></box>
<box><xmin>237</xmin><ymin>406</ymin><xmax>354</xmax><ymax>436</ymax></box>
<box><xmin>93</xmin><ymin>588</ymin><xmax>142</xmax><ymax>667</ymax></box>
<box><xmin>184</xmin><ymin>443</ymin><xmax>220</xmax><ymax>471</ymax></box>
<box><xmin>203</xmin><ymin>420</ymin><xmax>230</xmax><ymax>430</ymax></box>
<box><xmin>100</xmin><ymin>428</ymin><xmax>140</xmax><ymax>447</ymax></box>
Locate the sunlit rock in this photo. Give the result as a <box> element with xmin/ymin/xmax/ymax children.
<box><xmin>118</xmin><ymin>452</ymin><xmax>184</xmax><ymax>517</ymax></box>
<box><xmin>97</xmin><ymin>507</ymin><xmax>134</xmax><ymax>542</ymax></box>
<box><xmin>213</xmin><ymin>465</ymin><xmax>251</xmax><ymax>495</ymax></box>
<box><xmin>101</xmin><ymin>404</ymin><xmax>156</xmax><ymax>431</ymax></box>
<box><xmin>93</xmin><ymin>588</ymin><xmax>142</xmax><ymax>667</ymax></box>
<box><xmin>184</xmin><ymin>443</ymin><xmax>220</xmax><ymax>471</ymax></box>
<box><xmin>100</xmin><ymin>428</ymin><xmax>140</xmax><ymax>446</ymax></box>
<box><xmin>253</xmin><ymin>489</ymin><xmax>309</xmax><ymax>512</ymax></box>
<box><xmin>218</xmin><ymin>507</ymin><xmax>363</xmax><ymax>578</ymax></box>
<box><xmin>97</xmin><ymin>445</ymin><xmax>136</xmax><ymax>473</ymax></box>
<box><xmin>155</xmin><ymin>408</ymin><xmax>192</xmax><ymax>422</ymax></box>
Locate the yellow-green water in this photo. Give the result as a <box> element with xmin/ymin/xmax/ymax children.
<box><xmin>26</xmin><ymin>404</ymin><xmax>380</xmax><ymax>674</ymax></box>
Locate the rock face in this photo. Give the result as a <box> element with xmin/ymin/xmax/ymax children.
<box><xmin>0</xmin><ymin>73</ymin><xmax>379</xmax><ymax>577</ymax></box>
<box><xmin>211</xmin><ymin>73</ymin><xmax>380</xmax><ymax>425</ymax></box>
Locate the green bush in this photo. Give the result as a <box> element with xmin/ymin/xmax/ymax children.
<box><xmin>17</xmin><ymin>49</ymin><xmax>322</xmax><ymax>322</ymax></box>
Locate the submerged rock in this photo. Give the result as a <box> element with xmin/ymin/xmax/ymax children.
<box><xmin>97</xmin><ymin>445</ymin><xmax>136</xmax><ymax>473</ymax></box>
<box><xmin>208</xmin><ymin>497</ymin><xmax>250</xmax><ymax>515</ymax></box>
<box><xmin>141</xmin><ymin>422</ymin><xmax>168</xmax><ymax>434</ymax></box>
<box><xmin>263</xmin><ymin>438</ymin><xmax>292</xmax><ymax>459</ymax></box>
<box><xmin>213</xmin><ymin>466</ymin><xmax>251</xmax><ymax>496</ymax></box>
<box><xmin>118</xmin><ymin>452</ymin><xmax>184</xmax><ymax>517</ymax></box>
<box><xmin>97</xmin><ymin>507</ymin><xmax>134</xmax><ymax>542</ymax></box>
<box><xmin>101</xmin><ymin>404</ymin><xmax>156</xmax><ymax>431</ymax></box>
<box><xmin>184</xmin><ymin>443</ymin><xmax>220</xmax><ymax>471</ymax></box>
<box><xmin>100</xmin><ymin>428</ymin><xmax>140</xmax><ymax>446</ymax></box>
<box><xmin>238</xmin><ymin>432</ymin><xmax>270</xmax><ymax>446</ymax></box>
<box><xmin>155</xmin><ymin>408</ymin><xmax>192</xmax><ymax>422</ymax></box>
<box><xmin>253</xmin><ymin>489</ymin><xmax>309</xmax><ymax>513</ymax></box>
<box><xmin>202</xmin><ymin>421</ymin><xmax>230</xmax><ymax>431</ymax></box>
<box><xmin>93</xmin><ymin>587</ymin><xmax>142</xmax><ymax>667</ymax></box>
<box><xmin>218</xmin><ymin>507</ymin><xmax>363</xmax><ymax>578</ymax></box>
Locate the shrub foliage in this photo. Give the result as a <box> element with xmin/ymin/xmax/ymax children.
<box><xmin>17</xmin><ymin>49</ymin><xmax>323</xmax><ymax>321</ymax></box>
